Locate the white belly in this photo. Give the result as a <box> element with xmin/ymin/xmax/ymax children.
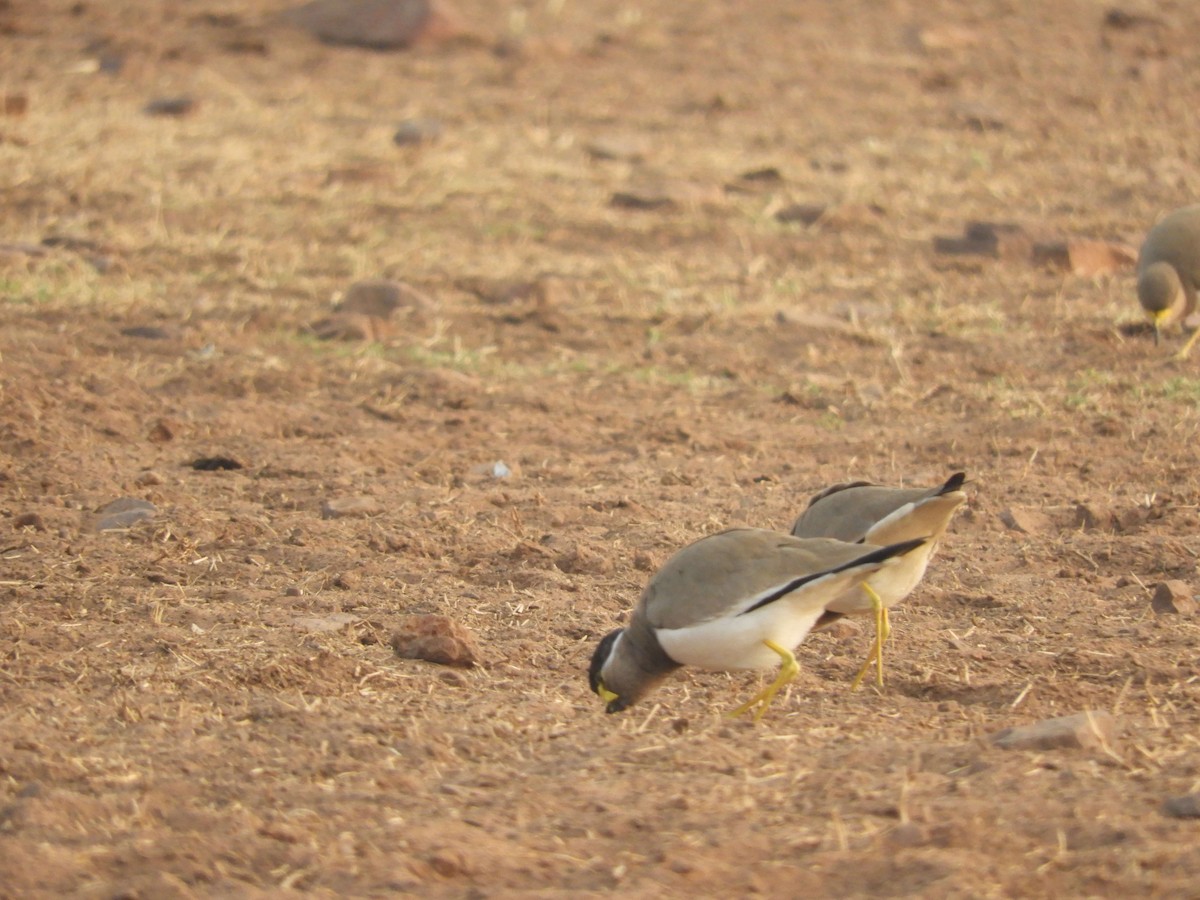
<box><xmin>825</xmin><ymin>544</ymin><xmax>933</xmax><ymax>614</ymax></box>
<box><xmin>656</xmin><ymin>601</ymin><xmax>825</xmax><ymax>671</ymax></box>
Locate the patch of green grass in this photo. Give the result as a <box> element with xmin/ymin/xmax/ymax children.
<box><xmin>817</xmin><ymin>411</ymin><xmax>845</xmax><ymax>431</ymax></box>
<box><xmin>1063</xmin><ymin>368</ymin><xmax>1117</xmax><ymax>412</ymax></box>
<box><xmin>1159</xmin><ymin>377</ymin><xmax>1200</xmax><ymax>404</ymax></box>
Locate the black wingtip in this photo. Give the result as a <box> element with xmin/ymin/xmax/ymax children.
<box><xmin>942</xmin><ymin>472</ymin><xmax>968</xmax><ymax>493</ymax></box>
<box><xmin>854</xmin><ymin>535</ymin><xmax>929</xmax><ymax>567</ymax></box>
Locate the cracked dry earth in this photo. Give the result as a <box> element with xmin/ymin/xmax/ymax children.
<box><xmin>2</xmin><ymin>0</ymin><xmax>1200</xmax><ymax>897</ymax></box>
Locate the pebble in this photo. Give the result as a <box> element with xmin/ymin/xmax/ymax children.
<box><xmin>339</xmin><ymin>279</ymin><xmax>433</xmax><ymax>317</ymax></box>
<box><xmin>321</xmin><ymin>496</ymin><xmax>384</xmax><ymax>519</ymax></box>
<box><xmin>93</xmin><ymin>498</ymin><xmax>158</xmax><ymax>532</ymax></box>
<box><xmin>999</xmin><ymin>506</ymin><xmax>1052</xmax><ymax>535</ymax></box>
<box><xmin>191</xmin><ymin>456</ymin><xmax>244</xmax><ymax>471</ymax></box>
<box><xmin>120</xmin><ymin>325</ymin><xmax>173</xmax><ymax>340</ymax></box>
<box><xmin>143</xmin><ymin>96</ymin><xmax>197</xmax><ymax>117</ymax></box>
<box><xmin>990</xmin><ymin>710</ymin><xmax>1117</xmax><ymax>752</ymax></box>
<box><xmin>393</xmin><ymin>118</ymin><xmax>443</xmax><ymax>146</ymax></box>
<box><xmin>310</xmin><ymin>279</ymin><xmax>433</xmax><ymax>342</ymax></box>
<box><xmin>391</xmin><ymin>614</ymin><xmax>481</xmax><ymax>667</ymax></box>
<box><xmin>281</xmin><ymin>0</ymin><xmax>463</xmax><ymax>50</ymax></box>
<box><xmin>1151</xmin><ymin>580</ymin><xmax>1196</xmax><ymax>616</ymax></box>
<box><xmin>12</xmin><ymin>512</ymin><xmax>46</xmax><ymax>531</ymax></box>
<box><xmin>1162</xmin><ymin>793</ymin><xmax>1200</xmax><ymax>819</ymax></box>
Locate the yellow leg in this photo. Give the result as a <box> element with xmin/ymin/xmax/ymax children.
<box><xmin>1175</xmin><ymin>327</ymin><xmax>1200</xmax><ymax>361</ymax></box>
<box><xmin>728</xmin><ymin>639</ymin><xmax>799</xmax><ymax>723</ymax></box>
<box><xmin>850</xmin><ymin>584</ymin><xmax>889</xmax><ymax>691</ymax></box>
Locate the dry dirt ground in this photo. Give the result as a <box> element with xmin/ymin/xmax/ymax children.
<box><xmin>3</xmin><ymin>1</ymin><xmax>1200</xmax><ymax>896</ymax></box>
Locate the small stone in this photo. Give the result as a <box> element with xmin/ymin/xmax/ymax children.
<box><xmin>775</xmin><ymin>203</ymin><xmax>829</xmax><ymax>226</ymax></box>
<box><xmin>12</xmin><ymin>512</ymin><xmax>46</xmax><ymax>531</ymax></box>
<box><xmin>428</xmin><ymin>849</ymin><xmax>469</xmax><ymax>877</ymax></box>
<box><xmin>990</xmin><ymin>710</ymin><xmax>1117</xmax><ymax>752</ymax></box>
<box><xmin>339</xmin><ymin>281</ymin><xmax>432</xmax><ymax>318</ymax></box>
<box><xmin>321</xmin><ymin>496</ymin><xmax>384</xmax><ymax>519</ymax></box>
<box><xmin>120</xmin><ymin>325</ymin><xmax>173</xmax><ymax>340</ymax></box>
<box><xmin>632</xmin><ymin>551</ymin><xmax>656</xmax><ymax>572</ymax></box>
<box><xmin>933</xmin><ymin>221</ymin><xmax>1035</xmax><ymax>261</ymax></box>
<box><xmin>3</xmin><ymin>93</ymin><xmax>29</xmax><ymax>116</ymax></box>
<box><xmin>281</xmin><ymin>0</ymin><xmax>464</xmax><ymax>50</ymax></box>
<box><xmin>143</xmin><ymin>96</ymin><xmax>197</xmax><ymax>117</ymax></box>
<box><xmin>393</xmin><ymin>118</ymin><xmax>443</xmax><ymax>146</ymax></box>
<box><xmin>94</xmin><ymin>497</ymin><xmax>159</xmax><ymax>532</ymax></box>
<box><xmin>1151</xmin><ymin>580</ymin><xmax>1196</xmax><ymax>615</ymax></box>
<box><xmin>999</xmin><ymin>506</ymin><xmax>1052</xmax><ymax>535</ymax></box>
<box><xmin>332</xmin><ymin>571</ymin><xmax>360</xmax><ymax>590</ymax></box>
<box><xmin>192</xmin><ymin>455</ymin><xmax>244</xmax><ymax>471</ymax></box>
<box><xmin>148</xmin><ymin>419</ymin><xmax>177</xmax><ymax>443</ymax></box>
<box><xmin>886</xmin><ymin>822</ymin><xmax>927</xmax><ymax>848</ymax></box>
<box><xmin>1073</xmin><ymin>502</ymin><xmax>1115</xmax><ymax>532</ymax></box>
<box><xmin>311</xmin><ymin>279</ymin><xmax>434</xmax><ymax>342</ymax></box>
<box><xmin>554</xmin><ymin>543</ymin><xmax>613</xmax><ymax>576</ymax></box>
<box><xmin>391</xmin><ymin>614</ymin><xmax>481</xmax><ymax>667</ymax></box>
<box><xmin>1163</xmin><ymin>793</ymin><xmax>1200</xmax><ymax>819</ymax></box>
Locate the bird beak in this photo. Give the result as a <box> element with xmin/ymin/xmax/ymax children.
<box><xmin>596</xmin><ymin>681</ymin><xmax>624</xmax><ymax>712</ymax></box>
<box><xmin>1152</xmin><ymin>308</ymin><xmax>1170</xmax><ymax>345</ymax></box>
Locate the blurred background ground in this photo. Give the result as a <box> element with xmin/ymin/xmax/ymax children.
<box><xmin>2</xmin><ymin>0</ymin><xmax>1200</xmax><ymax>896</ymax></box>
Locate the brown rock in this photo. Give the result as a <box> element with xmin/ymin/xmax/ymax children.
<box><xmin>554</xmin><ymin>543</ymin><xmax>613</xmax><ymax>576</ymax></box>
<box><xmin>12</xmin><ymin>512</ymin><xmax>46</xmax><ymax>531</ymax></box>
<box><xmin>1073</xmin><ymin>502</ymin><xmax>1116</xmax><ymax>532</ymax></box>
<box><xmin>1151</xmin><ymin>580</ymin><xmax>1196</xmax><ymax>615</ymax></box>
<box><xmin>93</xmin><ymin>497</ymin><xmax>159</xmax><ymax>532</ymax></box>
<box><xmin>933</xmin><ymin>221</ymin><xmax>1030</xmax><ymax>260</ymax></box>
<box><xmin>999</xmin><ymin>506</ymin><xmax>1052</xmax><ymax>535</ymax></box>
<box><xmin>143</xmin><ymin>96</ymin><xmax>197</xmax><ymax>117</ymax></box>
<box><xmin>311</xmin><ymin>280</ymin><xmax>433</xmax><ymax>342</ymax></box>
<box><xmin>990</xmin><ymin>710</ymin><xmax>1117</xmax><ymax>752</ymax></box>
<box><xmin>393</xmin><ymin>118</ymin><xmax>443</xmax><ymax>147</ymax></box>
<box><xmin>1163</xmin><ymin>793</ymin><xmax>1200</xmax><ymax>819</ymax></box>
<box><xmin>321</xmin><ymin>496</ymin><xmax>384</xmax><ymax>519</ymax></box>
<box><xmin>281</xmin><ymin>0</ymin><xmax>464</xmax><ymax>50</ymax></box>
<box><xmin>391</xmin><ymin>614</ymin><xmax>481</xmax><ymax>667</ymax></box>
<box><xmin>3</xmin><ymin>93</ymin><xmax>28</xmax><ymax>116</ymax></box>
<box><xmin>340</xmin><ymin>279</ymin><xmax>433</xmax><ymax>318</ymax></box>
